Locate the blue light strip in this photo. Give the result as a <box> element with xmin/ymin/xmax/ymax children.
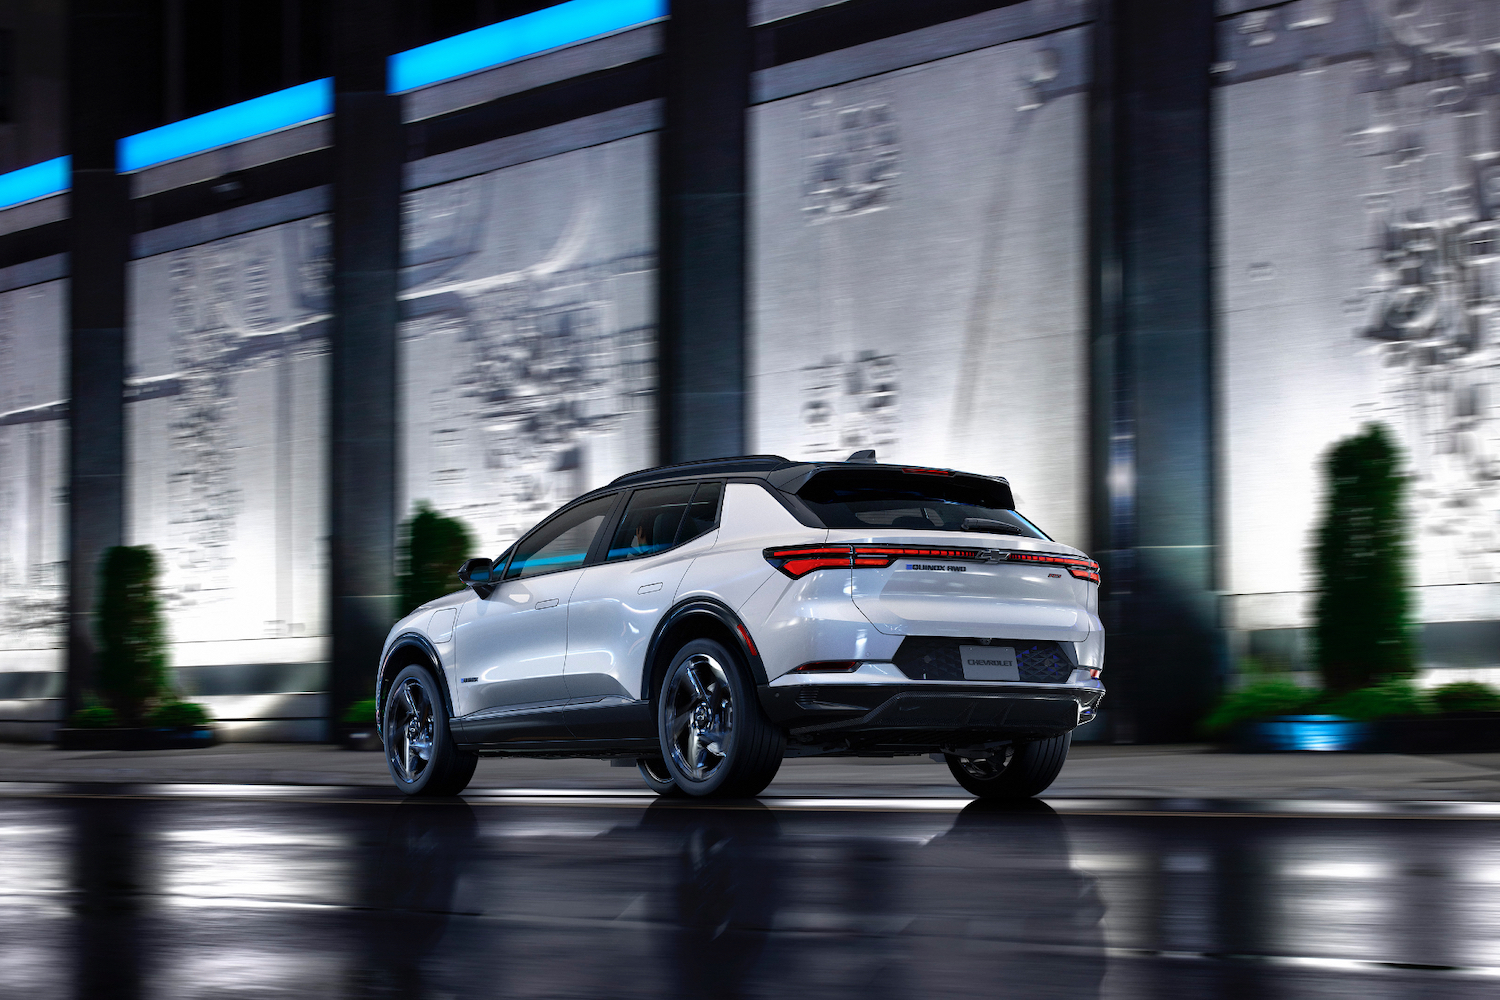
<box><xmin>389</xmin><ymin>0</ymin><xmax>667</xmax><ymax>94</ymax></box>
<box><xmin>0</xmin><ymin>157</ymin><xmax>70</xmax><ymax>210</ymax></box>
<box><xmin>117</xmin><ymin>78</ymin><xmax>334</xmax><ymax>173</ymax></box>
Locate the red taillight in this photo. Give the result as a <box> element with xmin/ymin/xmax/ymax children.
<box><xmin>1006</xmin><ymin>551</ymin><xmax>1100</xmax><ymax>583</ymax></box>
<box><xmin>900</xmin><ymin>467</ymin><xmax>956</xmax><ymax>476</ymax></box>
<box><xmin>790</xmin><ymin>661</ymin><xmax>860</xmax><ymax>673</ymax></box>
<box><xmin>763</xmin><ymin>545</ymin><xmax>854</xmax><ymax>578</ymax></box>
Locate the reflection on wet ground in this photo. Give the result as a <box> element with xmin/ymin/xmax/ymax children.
<box><xmin>0</xmin><ymin>788</ymin><xmax>1497</xmax><ymax>998</ymax></box>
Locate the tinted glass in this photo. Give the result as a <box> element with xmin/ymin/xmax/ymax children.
<box><xmin>504</xmin><ymin>494</ymin><xmax>617</xmax><ymax>580</ymax></box>
<box><xmin>797</xmin><ymin>471</ymin><xmax>1046</xmax><ymax>537</ymax></box>
<box><xmin>606</xmin><ymin>484</ymin><xmax>696</xmax><ymax>561</ymax></box>
<box><xmin>676</xmin><ymin>481</ymin><xmax>723</xmax><ymax>544</ymax></box>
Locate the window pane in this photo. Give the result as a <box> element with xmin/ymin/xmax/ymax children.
<box><xmin>505</xmin><ymin>495</ymin><xmax>616</xmax><ymax>580</ymax></box>
<box><xmin>605</xmin><ymin>484</ymin><xmax>696</xmax><ymax>562</ymax></box>
<box><xmin>675</xmin><ymin>482</ymin><xmax>723</xmax><ymax>545</ymax></box>
<box><xmin>796</xmin><ymin>471</ymin><xmax>1046</xmax><ymax>537</ymax></box>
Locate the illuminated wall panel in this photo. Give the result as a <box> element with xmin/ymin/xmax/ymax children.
<box><xmin>127</xmin><ymin>217</ymin><xmax>331</xmax><ymax>668</ymax></box>
<box><xmin>0</xmin><ymin>279</ymin><xmax>67</xmax><ymax>673</ymax></box>
<box><xmin>400</xmin><ymin>134</ymin><xmax>656</xmax><ymax>556</ymax></box>
<box><xmin>750</xmin><ymin>27</ymin><xmax>1090</xmax><ymax>547</ymax></box>
<box><xmin>1216</xmin><ymin>4</ymin><xmax>1500</xmax><ymax>635</ymax></box>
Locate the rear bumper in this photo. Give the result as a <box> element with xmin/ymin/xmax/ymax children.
<box><xmin>759</xmin><ymin>680</ymin><xmax>1105</xmax><ymax>753</ymax></box>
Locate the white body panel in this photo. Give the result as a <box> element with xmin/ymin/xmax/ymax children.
<box><xmin>673</xmin><ymin>483</ymin><xmax>823</xmax><ymax>613</ymax></box>
<box><xmin>564</xmin><ymin>530</ymin><xmax>714</xmax><ymax>702</ymax></box>
<box><xmin>824</xmin><ymin>528</ymin><xmax>1105</xmax><ymax>644</ymax></box>
<box><xmin>452</xmin><ymin>570</ymin><xmax>578</xmax><ymax>716</ymax></box>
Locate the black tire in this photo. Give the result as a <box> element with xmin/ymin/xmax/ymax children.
<box><xmin>657</xmin><ymin>638</ymin><xmax>785</xmax><ymax>798</ymax></box>
<box><xmin>637</xmin><ymin>757</ymin><xmax>684</xmax><ymax>796</ymax></box>
<box><xmin>384</xmin><ymin>664</ymin><xmax>477</xmax><ymax>797</ymax></box>
<box><xmin>945</xmin><ymin>733</ymin><xmax>1071</xmax><ymax>800</ymax></box>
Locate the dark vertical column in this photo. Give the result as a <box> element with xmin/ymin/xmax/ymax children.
<box><xmin>1089</xmin><ymin>0</ymin><xmax>1217</xmax><ymax>742</ymax></box>
<box><xmin>327</xmin><ymin>0</ymin><xmax>401</xmax><ymax>730</ymax></box>
<box><xmin>658</xmin><ymin>0</ymin><xmax>750</xmax><ymax>463</ymax></box>
<box><xmin>66</xmin><ymin>1</ymin><xmax>158</xmax><ymax>716</ymax></box>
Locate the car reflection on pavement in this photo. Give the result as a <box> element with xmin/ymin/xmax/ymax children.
<box><xmin>359</xmin><ymin>796</ymin><xmax>1105</xmax><ymax>999</ymax></box>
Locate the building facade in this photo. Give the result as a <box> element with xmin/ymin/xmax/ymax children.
<box><xmin>0</xmin><ymin>0</ymin><xmax>1495</xmax><ymax>742</ymax></box>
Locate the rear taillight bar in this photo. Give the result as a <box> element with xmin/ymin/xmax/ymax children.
<box><xmin>763</xmin><ymin>544</ymin><xmax>1100</xmax><ymax>583</ymax></box>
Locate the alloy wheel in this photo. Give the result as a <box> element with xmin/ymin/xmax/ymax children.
<box><xmin>387</xmin><ymin>677</ymin><xmax>435</xmax><ymax>784</ymax></box>
<box><xmin>665</xmin><ymin>653</ymin><xmax>735</xmax><ymax>782</ymax></box>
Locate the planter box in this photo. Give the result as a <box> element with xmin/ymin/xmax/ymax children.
<box><xmin>55</xmin><ymin>725</ymin><xmax>217</xmax><ymax>751</ymax></box>
<box><xmin>340</xmin><ymin>725</ymin><xmax>383</xmax><ymax>752</ymax></box>
<box><xmin>1239</xmin><ymin>715</ymin><xmax>1373</xmax><ymax>752</ymax></box>
<box><xmin>1378</xmin><ymin>713</ymin><xmax>1500</xmax><ymax>753</ymax></box>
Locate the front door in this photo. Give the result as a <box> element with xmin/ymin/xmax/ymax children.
<box><xmin>452</xmin><ymin>492</ymin><xmax>618</xmax><ymax>744</ymax></box>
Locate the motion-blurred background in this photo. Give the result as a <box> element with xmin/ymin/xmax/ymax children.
<box><xmin>0</xmin><ymin>0</ymin><xmax>1495</xmax><ymax>743</ymax></box>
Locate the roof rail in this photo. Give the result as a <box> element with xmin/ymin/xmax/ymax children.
<box><xmin>608</xmin><ymin>455</ymin><xmax>795</xmax><ymax>487</ymax></box>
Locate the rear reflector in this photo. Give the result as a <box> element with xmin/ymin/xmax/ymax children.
<box><xmin>791</xmin><ymin>661</ymin><xmax>860</xmax><ymax>673</ymax></box>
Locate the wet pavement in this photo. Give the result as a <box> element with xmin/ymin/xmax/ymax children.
<box><xmin>2</xmin><ymin>783</ymin><xmax>1499</xmax><ymax>998</ymax></box>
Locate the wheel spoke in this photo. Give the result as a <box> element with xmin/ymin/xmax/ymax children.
<box><xmin>685</xmin><ymin>665</ymin><xmax>710</xmax><ymax>704</ymax></box>
<box><xmin>669</xmin><ymin>711</ymin><xmax>693</xmax><ymax>737</ymax></box>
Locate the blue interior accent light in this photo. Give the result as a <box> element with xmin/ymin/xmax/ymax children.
<box><xmin>118</xmin><ymin>78</ymin><xmax>334</xmax><ymax>173</ymax></box>
<box><xmin>0</xmin><ymin>157</ymin><xmax>70</xmax><ymax>210</ymax></box>
<box><xmin>389</xmin><ymin>0</ymin><xmax>667</xmax><ymax>94</ymax></box>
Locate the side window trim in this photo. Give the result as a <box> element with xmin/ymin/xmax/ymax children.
<box><xmin>583</xmin><ymin>491</ymin><xmax>630</xmax><ymax>567</ymax></box>
<box><xmin>599</xmin><ymin>482</ymin><xmax>701</xmax><ymax>565</ymax></box>
<box><xmin>674</xmin><ymin>480</ymin><xmax>724</xmax><ymax>545</ymax></box>
<box><xmin>501</xmin><ymin>492</ymin><xmax>620</xmax><ymax>582</ymax></box>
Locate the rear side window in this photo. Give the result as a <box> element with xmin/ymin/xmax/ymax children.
<box><xmin>604</xmin><ymin>481</ymin><xmax>724</xmax><ymax>562</ymax></box>
<box><xmin>677</xmin><ymin>481</ymin><xmax>722</xmax><ymax>545</ymax></box>
<box><xmin>607</xmin><ymin>484</ymin><xmax>696</xmax><ymax>561</ymax></box>
<box><xmin>796</xmin><ymin>470</ymin><xmax>1047</xmax><ymax>538</ymax></box>
<box><xmin>504</xmin><ymin>494</ymin><xmax>617</xmax><ymax>580</ymax></box>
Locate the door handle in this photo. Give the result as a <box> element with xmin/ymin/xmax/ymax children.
<box><xmin>535</xmin><ymin>598</ymin><xmax>560</xmax><ymax>609</ymax></box>
<box><xmin>637</xmin><ymin>582</ymin><xmax>663</xmax><ymax>594</ymax></box>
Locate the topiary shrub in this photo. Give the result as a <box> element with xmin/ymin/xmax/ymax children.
<box><xmin>1323</xmin><ymin>679</ymin><xmax>1430</xmax><ymax>721</ymax></box>
<box><xmin>148</xmin><ymin>700</ymin><xmax>210</xmax><ymax>729</ymax></box>
<box><xmin>1200</xmin><ymin>678</ymin><xmax>1321</xmax><ymax>737</ymax></box>
<box><xmin>1313</xmin><ymin>424</ymin><xmax>1415</xmax><ymax>694</ymax></box>
<box><xmin>69</xmin><ymin>703</ymin><xmax>119</xmax><ymax>729</ymax></box>
<box><xmin>1430</xmin><ymin>681</ymin><xmax>1500</xmax><ymax>715</ymax></box>
<box><xmin>95</xmin><ymin>545</ymin><xmax>170</xmax><ymax>726</ymax></box>
<box><xmin>398</xmin><ymin>502</ymin><xmax>476</xmax><ymax>617</ymax></box>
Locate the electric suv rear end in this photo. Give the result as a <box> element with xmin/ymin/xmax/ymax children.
<box><xmin>376</xmin><ymin>454</ymin><xmax>1105</xmax><ymax>799</ymax></box>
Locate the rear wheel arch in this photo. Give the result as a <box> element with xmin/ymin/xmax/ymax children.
<box><xmin>641</xmin><ymin>599</ymin><xmax>767</xmax><ymax>707</ymax></box>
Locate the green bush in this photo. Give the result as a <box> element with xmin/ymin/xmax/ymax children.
<box><xmin>95</xmin><ymin>545</ymin><xmax>169</xmax><ymax>725</ymax></box>
<box><xmin>343</xmin><ymin>697</ymin><xmax>379</xmax><ymax>726</ymax></box>
<box><xmin>1323</xmin><ymin>679</ymin><xmax>1430</xmax><ymax>721</ymax></box>
<box><xmin>1313</xmin><ymin>424</ymin><xmax>1415</xmax><ymax>693</ymax></box>
<box><xmin>1430</xmin><ymin>681</ymin><xmax>1500</xmax><ymax>715</ymax></box>
<box><xmin>1200</xmin><ymin>679</ymin><xmax>1320</xmax><ymax>736</ymax></box>
<box><xmin>149</xmin><ymin>700</ymin><xmax>210</xmax><ymax>728</ymax></box>
<box><xmin>398</xmin><ymin>503</ymin><xmax>477</xmax><ymax>617</ymax></box>
<box><xmin>69</xmin><ymin>704</ymin><xmax>119</xmax><ymax>729</ymax></box>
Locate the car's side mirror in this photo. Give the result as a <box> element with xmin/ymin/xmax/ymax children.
<box><xmin>457</xmin><ymin>557</ymin><xmax>497</xmax><ymax>597</ymax></box>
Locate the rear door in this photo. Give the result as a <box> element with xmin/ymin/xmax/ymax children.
<box><xmin>836</xmin><ymin>529</ymin><xmax>1095</xmax><ymax>641</ymax></box>
<box><xmin>564</xmin><ymin>482</ymin><xmax>723</xmax><ymax>740</ymax></box>
<box><xmin>795</xmin><ymin>468</ymin><xmax>1096</xmax><ymax>641</ymax></box>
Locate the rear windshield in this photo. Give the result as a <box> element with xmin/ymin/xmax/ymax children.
<box><xmin>796</xmin><ymin>470</ymin><xmax>1048</xmax><ymax>538</ymax></box>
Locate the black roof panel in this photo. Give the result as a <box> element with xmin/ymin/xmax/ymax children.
<box><xmin>607</xmin><ymin>455</ymin><xmax>797</xmax><ymax>487</ymax></box>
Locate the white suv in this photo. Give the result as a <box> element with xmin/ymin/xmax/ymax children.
<box><xmin>376</xmin><ymin>454</ymin><xmax>1105</xmax><ymax>799</ymax></box>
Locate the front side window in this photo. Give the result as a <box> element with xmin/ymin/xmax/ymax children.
<box><xmin>607</xmin><ymin>484</ymin><xmax>697</xmax><ymax>561</ymax></box>
<box><xmin>797</xmin><ymin>470</ymin><xmax>1047</xmax><ymax>538</ymax></box>
<box><xmin>504</xmin><ymin>494</ymin><xmax>617</xmax><ymax>580</ymax></box>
